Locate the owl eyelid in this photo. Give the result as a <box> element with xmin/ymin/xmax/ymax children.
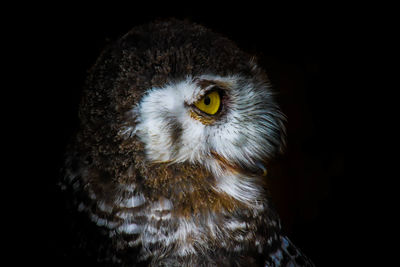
<box><xmin>204</xmin><ymin>85</ymin><xmax>224</xmax><ymax>95</ymax></box>
<box><xmin>192</xmin><ymin>86</ymin><xmax>221</xmax><ymax>103</ymax></box>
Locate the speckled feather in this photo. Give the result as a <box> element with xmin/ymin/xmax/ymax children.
<box><xmin>60</xmin><ymin>19</ymin><xmax>314</xmax><ymax>266</ymax></box>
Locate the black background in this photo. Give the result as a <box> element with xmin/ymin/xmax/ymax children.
<box><xmin>9</xmin><ymin>3</ymin><xmax>375</xmax><ymax>266</ymax></box>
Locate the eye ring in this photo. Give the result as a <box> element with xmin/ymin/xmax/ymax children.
<box><xmin>193</xmin><ymin>90</ymin><xmax>222</xmax><ymax>115</ymax></box>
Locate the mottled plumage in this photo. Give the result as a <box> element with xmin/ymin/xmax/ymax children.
<box><xmin>60</xmin><ymin>19</ymin><xmax>314</xmax><ymax>266</ymax></box>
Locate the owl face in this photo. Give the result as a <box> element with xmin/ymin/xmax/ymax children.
<box><xmin>129</xmin><ymin>73</ymin><xmax>285</xmax><ymax>202</ymax></box>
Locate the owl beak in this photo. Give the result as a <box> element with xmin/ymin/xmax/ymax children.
<box><xmin>211</xmin><ymin>150</ymin><xmax>268</xmax><ymax>177</ymax></box>
<box><xmin>243</xmin><ymin>161</ymin><xmax>268</xmax><ymax>177</ymax></box>
<box><xmin>255</xmin><ymin>161</ymin><xmax>268</xmax><ymax>177</ymax></box>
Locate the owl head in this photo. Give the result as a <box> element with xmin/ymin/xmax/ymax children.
<box><xmin>134</xmin><ymin>73</ymin><xmax>286</xmax><ymax>174</ymax></box>
<box><xmin>82</xmin><ymin>19</ymin><xmax>286</xmax><ymax>205</ymax></box>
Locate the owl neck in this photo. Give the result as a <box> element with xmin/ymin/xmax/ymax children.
<box><xmin>138</xmin><ymin>160</ymin><xmax>268</xmax><ymax>217</ymax></box>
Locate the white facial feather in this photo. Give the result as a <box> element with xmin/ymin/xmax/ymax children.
<box><xmin>135</xmin><ymin>77</ymin><xmax>207</xmax><ymax>163</ymax></box>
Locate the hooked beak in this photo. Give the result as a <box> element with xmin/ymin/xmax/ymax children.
<box><xmin>255</xmin><ymin>161</ymin><xmax>268</xmax><ymax>177</ymax></box>
<box><xmin>211</xmin><ymin>150</ymin><xmax>268</xmax><ymax>177</ymax></box>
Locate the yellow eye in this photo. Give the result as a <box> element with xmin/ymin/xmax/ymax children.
<box><xmin>194</xmin><ymin>91</ymin><xmax>221</xmax><ymax>115</ymax></box>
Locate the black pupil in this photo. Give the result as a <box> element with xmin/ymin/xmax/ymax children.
<box><xmin>204</xmin><ymin>96</ymin><xmax>211</xmax><ymax>105</ymax></box>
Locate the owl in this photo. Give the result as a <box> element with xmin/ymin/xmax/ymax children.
<box><xmin>60</xmin><ymin>19</ymin><xmax>314</xmax><ymax>266</ymax></box>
